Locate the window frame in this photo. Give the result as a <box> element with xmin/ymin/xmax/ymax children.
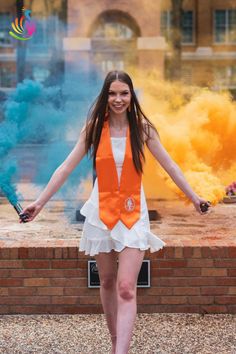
<box><xmin>0</xmin><ymin>65</ymin><xmax>16</xmax><ymax>88</ymax></box>
<box><xmin>101</xmin><ymin>59</ymin><xmax>124</xmax><ymax>73</ymax></box>
<box><xmin>91</xmin><ymin>21</ymin><xmax>135</xmax><ymax>40</ymax></box>
<box><xmin>214</xmin><ymin>65</ymin><xmax>236</xmax><ymax>88</ymax></box>
<box><xmin>213</xmin><ymin>9</ymin><xmax>236</xmax><ymax>45</ymax></box>
<box><xmin>0</xmin><ymin>12</ymin><xmax>14</xmax><ymax>47</ymax></box>
<box><xmin>181</xmin><ymin>10</ymin><xmax>195</xmax><ymax>45</ymax></box>
<box><xmin>160</xmin><ymin>10</ymin><xmax>195</xmax><ymax>46</ymax></box>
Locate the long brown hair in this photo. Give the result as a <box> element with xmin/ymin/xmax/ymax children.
<box><xmin>84</xmin><ymin>70</ymin><xmax>159</xmax><ymax>174</ymax></box>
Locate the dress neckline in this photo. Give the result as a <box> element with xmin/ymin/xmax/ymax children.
<box><xmin>111</xmin><ymin>137</ymin><xmax>126</xmax><ymax>139</ymax></box>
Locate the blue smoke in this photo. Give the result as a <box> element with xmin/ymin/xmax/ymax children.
<box><xmin>0</xmin><ymin>160</ymin><xmax>20</xmax><ymax>204</ymax></box>
<box><xmin>1</xmin><ymin>75</ymin><xmax>102</xmax><ymax>206</ymax></box>
<box><xmin>0</xmin><ymin>13</ymin><xmax>104</xmax><ymax>214</ymax></box>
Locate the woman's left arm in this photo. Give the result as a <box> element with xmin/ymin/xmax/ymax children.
<box><xmin>145</xmin><ymin>125</ymin><xmax>210</xmax><ymax>214</ymax></box>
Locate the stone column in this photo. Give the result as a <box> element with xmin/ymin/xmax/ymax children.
<box><xmin>137</xmin><ymin>36</ymin><xmax>167</xmax><ymax>77</ymax></box>
<box><xmin>63</xmin><ymin>37</ymin><xmax>92</xmax><ymax>77</ymax></box>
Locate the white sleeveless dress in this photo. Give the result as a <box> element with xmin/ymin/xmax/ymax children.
<box><xmin>79</xmin><ymin>136</ymin><xmax>167</xmax><ymax>256</ymax></box>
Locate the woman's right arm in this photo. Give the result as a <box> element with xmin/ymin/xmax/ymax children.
<box><xmin>20</xmin><ymin>124</ymin><xmax>87</xmax><ymax>222</ymax></box>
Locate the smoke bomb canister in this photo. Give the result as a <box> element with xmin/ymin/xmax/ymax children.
<box><xmin>200</xmin><ymin>202</ymin><xmax>211</xmax><ymax>213</ymax></box>
<box><xmin>13</xmin><ymin>203</ymin><xmax>29</xmax><ymax>222</ymax></box>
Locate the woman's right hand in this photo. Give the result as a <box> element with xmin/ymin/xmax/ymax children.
<box><xmin>191</xmin><ymin>196</ymin><xmax>211</xmax><ymax>215</ymax></box>
<box><xmin>19</xmin><ymin>202</ymin><xmax>43</xmax><ymax>223</ymax></box>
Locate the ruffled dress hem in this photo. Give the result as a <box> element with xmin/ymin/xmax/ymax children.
<box><xmin>79</xmin><ymin>199</ymin><xmax>167</xmax><ymax>257</ymax></box>
<box><xmin>79</xmin><ymin>235</ymin><xmax>166</xmax><ymax>257</ymax></box>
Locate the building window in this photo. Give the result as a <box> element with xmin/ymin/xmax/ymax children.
<box><xmin>214</xmin><ymin>66</ymin><xmax>236</xmax><ymax>88</ymax></box>
<box><xmin>101</xmin><ymin>60</ymin><xmax>124</xmax><ymax>73</ymax></box>
<box><xmin>214</xmin><ymin>10</ymin><xmax>236</xmax><ymax>43</ymax></box>
<box><xmin>181</xmin><ymin>66</ymin><xmax>193</xmax><ymax>84</ymax></box>
<box><xmin>92</xmin><ymin>22</ymin><xmax>134</xmax><ymax>39</ymax></box>
<box><xmin>32</xmin><ymin>66</ymin><xmax>50</xmax><ymax>83</ymax></box>
<box><xmin>182</xmin><ymin>11</ymin><xmax>194</xmax><ymax>43</ymax></box>
<box><xmin>161</xmin><ymin>11</ymin><xmax>172</xmax><ymax>41</ymax></box>
<box><xmin>0</xmin><ymin>13</ymin><xmax>12</xmax><ymax>45</ymax></box>
<box><xmin>0</xmin><ymin>67</ymin><xmax>15</xmax><ymax>87</ymax></box>
<box><xmin>161</xmin><ymin>10</ymin><xmax>194</xmax><ymax>44</ymax></box>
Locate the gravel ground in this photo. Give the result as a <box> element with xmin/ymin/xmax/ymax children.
<box><xmin>0</xmin><ymin>313</ymin><xmax>235</xmax><ymax>354</ymax></box>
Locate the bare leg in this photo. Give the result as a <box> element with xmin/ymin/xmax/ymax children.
<box><xmin>115</xmin><ymin>247</ymin><xmax>145</xmax><ymax>354</ymax></box>
<box><xmin>95</xmin><ymin>250</ymin><xmax>118</xmax><ymax>354</ymax></box>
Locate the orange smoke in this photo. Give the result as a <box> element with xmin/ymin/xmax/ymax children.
<box><xmin>132</xmin><ymin>70</ymin><xmax>236</xmax><ymax>205</ymax></box>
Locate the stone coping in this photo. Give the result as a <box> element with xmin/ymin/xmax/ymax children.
<box><xmin>0</xmin><ymin>199</ymin><xmax>235</xmax><ymax>249</ymax></box>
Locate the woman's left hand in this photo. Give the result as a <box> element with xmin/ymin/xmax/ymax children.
<box><xmin>191</xmin><ymin>197</ymin><xmax>211</xmax><ymax>215</ymax></box>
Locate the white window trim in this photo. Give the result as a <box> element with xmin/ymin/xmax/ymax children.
<box><xmin>182</xmin><ymin>10</ymin><xmax>196</xmax><ymax>45</ymax></box>
<box><xmin>161</xmin><ymin>10</ymin><xmax>195</xmax><ymax>46</ymax></box>
<box><xmin>213</xmin><ymin>9</ymin><xmax>236</xmax><ymax>45</ymax></box>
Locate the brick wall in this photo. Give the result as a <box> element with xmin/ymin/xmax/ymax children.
<box><xmin>0</xmin><ymin>243</ymin><xmax>235</xmax><ymax>315</ymax></box>
<box><xmin>68</xmin><ymin>0</ymin><xmax>162</xmax><ymax>37</ymax></box>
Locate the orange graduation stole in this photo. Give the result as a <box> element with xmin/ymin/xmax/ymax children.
<box><xmin>95</xmin><ymin>118</ymin><xmax>142</xmax><ymax>230</ymax></box>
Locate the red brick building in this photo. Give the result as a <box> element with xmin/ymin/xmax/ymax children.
<box><xmin>0</xmin><ymin>0</ymin><xmax>236</xmax><ymax>92</ymax></box>
<box><xmin>161</xmin><ymin>0</ymin><xmax>236</xmax><ymax>90</ymax></box>
<box><xmin>63</xmin><ymin>0</ymin><xmax>165</xmax><ymax>76</ymax></box>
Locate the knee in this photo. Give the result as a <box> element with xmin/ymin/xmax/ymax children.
<box><xmin>117</xmin><ymin>280</ymin><xmax>135</xmax><ymax>301</ymax></box>
<box><xmin>100</xmin><ymin>275</ymin><xmax>116</xmax><ymax>290</ymax></box>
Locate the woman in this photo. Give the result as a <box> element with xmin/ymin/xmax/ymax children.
<box><xmin>20</xmin><ymin>70</ymin><xmax>211</xmax><ymax>354</ymax></box>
